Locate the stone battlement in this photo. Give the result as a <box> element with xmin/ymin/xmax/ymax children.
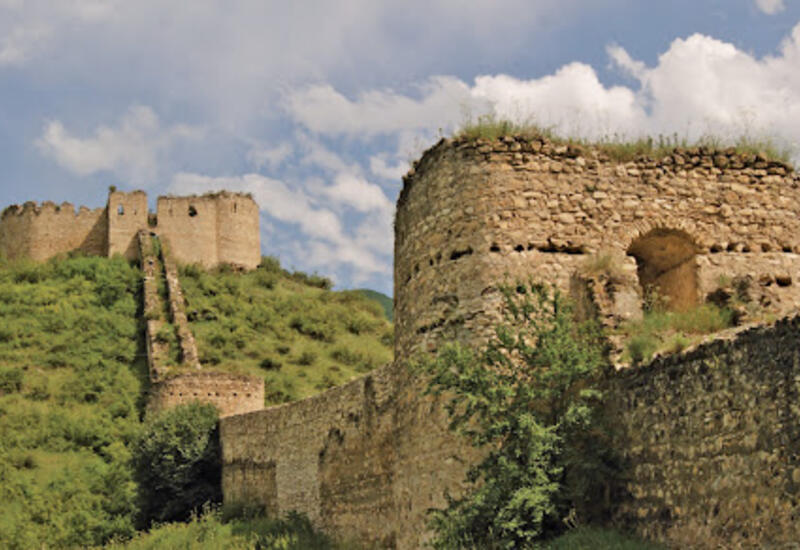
<box><xmin>0</xmin><ymin>189</ymin><xmax>260</xmax><ymax>269</ymax></box>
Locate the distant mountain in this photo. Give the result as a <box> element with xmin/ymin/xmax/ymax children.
<box><xmin>355</xmin><ymin>289</ymin><xmax>393</xmax><ymax>321</ymax></box>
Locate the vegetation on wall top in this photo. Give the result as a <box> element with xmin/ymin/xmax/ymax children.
<box><xmin>455</xmin><ymin>114</ymin><xmax>794</xmax><ymax>166</ymax></box>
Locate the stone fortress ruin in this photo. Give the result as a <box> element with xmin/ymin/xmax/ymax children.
<box><xmin>0</xmin><ymin>189</ymin><xmax>261</xmax><ymax>269</ymax></box>
<box><xmin>222</xmin><ymin>136</ymin><xmax>800</xmax><ymax>549</ymax></box>
<box><xmin>0</xmin><ymin>189</ymin><xmax>265</xmax><ymax>417</ymax></box>
<box><xmin>5</xmin><ymin>136</ymin><xmax>800</xmax><ymax>548</ymax></box>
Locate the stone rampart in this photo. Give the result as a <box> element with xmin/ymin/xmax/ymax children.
<box><xmin>0</xmin><ymin>201</ymin><xmax>106</xmax><ymax>261</ymax></box>
<box><xmin>609</xmin><ymin>316</ymin><xmax>800</xmax><ymax>548</ymax></box>
<box><xmin>220</xmin><ymin>362</ymin><xmax>477</xmax><ymax>549</ymax></box>
<box><xmin>222</xmin><ymin>136</ymin><xmax>800</xmax><ymax>549</ymax></box>
<box><xmin>108</xmin><ymin>191</ymin><xmax>149</xmax><ymax>260</ymax></box>
<box><xmin>395</xmin><ymin>137</ymin><xmax>800</xmax><ymax>359</ymax></box>
<box><xmin>148</xmin><ymin>372</ymin><xmax>265</xmax><ymax>418</ymax></box>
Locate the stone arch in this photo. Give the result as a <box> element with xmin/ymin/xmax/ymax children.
<box><xmin>627</xmin><ymin>227</ymin><xmax>699</xmax><ymax>312</ymax></box>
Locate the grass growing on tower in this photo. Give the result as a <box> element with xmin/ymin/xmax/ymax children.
<box><xmin>457</xmin><ymin>113</ymin><xmax>794</xmax><ymax>166</ymax></box>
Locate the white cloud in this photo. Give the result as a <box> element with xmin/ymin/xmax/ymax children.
<box><xmin>0</xmin><ymin>24</ymin><xmax>49</xmax><ymax>65</ymax></box>
<box><xmin>370</xmin><ymin>156</ymin><xmax>408</xmax><ymax>181</ymax></box>
<box><xmin>320</xmin><ymin>173</ymin><xmax>393</xmax><ymax>215</ymax></box>
<box><xmin>285</xmin><ymin>25</ymin><xmax>800</xmax><ymax>160</ymax></box>
<box><xmin>285</xmin><ymin>77</ymin><xmax>475</xmax><ymax>137</ymax></box>
<box><xmin>246</xmin><ymin>142</ymin><xmax>293</xmax><ymax>171</ymax></box>
<box><xmin>755</xmin><ymin>0</ymin><xmax>785</xmax><ymax>14</ymax></box>
<box><xmin>36</xmin><ymin>105</ymin><xmax>202</xmax><ymax>185</ymax></box>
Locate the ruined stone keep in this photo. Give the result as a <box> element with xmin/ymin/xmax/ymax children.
<box><xmin>222</xmin><ymin>136</ymin><xmax>800</xmax><ymax>549</ymax></box>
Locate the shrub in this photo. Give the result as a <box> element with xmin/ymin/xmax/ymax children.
<box><xmin>418</xmin><ymin>283</ymin><xmax>612</xmax><ymax>549</ymax></box>
<box><xmin>134</xmin><ymin>403</ymin><xmax>222</xmax><ymax>526</ymax></box>
<box><xmin>296</xmin><ymin>350</ymin><xmax>317</xmax><ymax>366</ymax></box>
<box><xmin>0</xmin><ymin>367</ymin><xmax>23</xmax><ymax>394</ymax></box>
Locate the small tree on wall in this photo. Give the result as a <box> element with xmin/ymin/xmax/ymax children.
<box><xmin>418</xmin><ymin>283</ymin><xmax>614</xmax><ymax>549</ymax></box>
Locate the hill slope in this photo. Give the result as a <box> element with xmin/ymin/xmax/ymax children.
<box><xmin>0</xmin><ymin>254</ymin><xmax>394</xmax><ymax>548</ymax></box>
<box><xmin>179</xmin><ymin>258</ymin><xmax>394</xmax><ymax>405</ymax></box>
<box><xmin>0</xmin><ymin>256</ymin><xmax>145</xmax><ymax>548</ymax></box>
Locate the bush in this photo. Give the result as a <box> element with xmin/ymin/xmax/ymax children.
<box><xmin>0</xmin><ymin>367</ymin><xmax>23</xmax><ymax>394</ymax></box>
<box><xmin>419</xmin><ymin>283</ymin><xmax>613</xmax><ymax>549</ymax></box>
<box><xmin>134</xmin><ymin>403</ymin><xmax>222</xmax><ymax>526</ymax></box>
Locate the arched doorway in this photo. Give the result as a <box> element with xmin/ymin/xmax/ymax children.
<box><xmin>627</xmin><ymin>228</ymin><xmax>698</xmax><ymax>312</ymax></box>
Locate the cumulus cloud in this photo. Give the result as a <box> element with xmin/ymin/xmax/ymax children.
<box><xmin>754</xmin><ymin>0</ymin><xmax>785</xmax><ymax>14</ymax></box>
<box><xmin>320</xmin><ymin>173</ymin><xmax>393</xmax><ymax>215</ymax></box>
<box><xmin>0</xmin><ymin>24</ymin><xmax>49</xmax><ymax>65</ymax></box>
<box><xmin>370</xmin><ymin>156</ymin><xmax>408</xmax><ymax>181</ymax></box>
<box><xmin>287</xmin><ymin>25</ymin><xmax>800</xmax><ymax>160</ymax></box>
<box><xmin>286</xmin><ymin>77</ymin><xmax>475</xmax><ymax>137</ymax></box>
<box><xmin>36</xmin><ymin>105</ymin><xmax>203</xmax><ymax>185</ymax></box>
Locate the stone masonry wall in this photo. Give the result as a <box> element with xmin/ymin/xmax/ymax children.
<box><xmin>0</xmin><ymin>202</ymin><xmax>106</xmax><ymax>261</ymax></box>
<box><xmin>148</xmin><ymin>372</ymin><xmax>265</xmax><ymax>418</ymax></box>
<box><xmin>156</xmin><ymin>192</ymin><xmax>260</xmax><ymax>270</ymax></box>
<box><xmin>395</xmin><ymin>137</ymin><xmax>800</xmax><ymax>360</ymax></box>
<box><xmin>609</xmin><ymin>316</ymin><xmax>800</xmax><ymax>548</ymax></box>
<box><xmin>220</xmin><ymin>362</ymin><xmax>475</xmax><ymax>549</ymax></box>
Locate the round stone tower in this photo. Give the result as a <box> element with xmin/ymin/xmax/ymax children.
<box><xmin>394</xmin><ymin>136</ymin><xmax>800</xmax><ymax>360</ymax></box>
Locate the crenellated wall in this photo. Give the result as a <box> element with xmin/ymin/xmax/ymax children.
<box><xmin>0</xmin><ymin>190</ymin><xmax>260</xmax><ymax>270</ymax></box>
<box><xmin>108</xmin><ymin>191</ymin><xmax>149</xmax><ymax>260</ymax></box>
<box><xmin>0</xmin><ymin>202</ymin><xmax>106</xmax><ymax>261</ymax></box>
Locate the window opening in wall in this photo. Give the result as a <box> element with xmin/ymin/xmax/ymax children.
<box><xmin>627</xmin><ymin>228</ymin><xmax>699</xmax><ymax>312</ymax></box>
<box><xmin>233</xmin><ymin>202</ymin><xmax>237</xmax><ymax>213</ymax></box>
<box><xmin>117</xmin><ymin>204</ymin><xmax>124</xmax><ymax>215</ymax></box>
<box><xmin>188</xmin><ymin>205</ymin><xmax>197</xmax><ymax>217</ymax></box>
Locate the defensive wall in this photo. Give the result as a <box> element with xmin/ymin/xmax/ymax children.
<box><xmin>138</xmin><ymin>230</ymin><xmax>264</xmax><ymax>418</ymax></box>
<box><xmin>610</xmin><ymin>316</ymin><xmax>800</xmax><ymax>547</ymax></box>
<box><xmin>221</xmin><ymin>136</ymin><xmax>800</xmax><ymax>549</ymax></box>
<box><xmin>1</xmin><ymin>189</ymin><xmax>261</xmax><ymax>270</ymax></box>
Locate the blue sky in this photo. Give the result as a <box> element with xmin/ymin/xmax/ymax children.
<box><xmin>1</xmin><ymin>0</ymin><xmax>799</xmax><ymax>295</ymax></box>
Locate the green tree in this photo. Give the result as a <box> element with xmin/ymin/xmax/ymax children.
<box><xmin>420</xmin><ymin>283</ymin><xmax>612</xmax><ymax>549</ymax></box>
<box><xmin>134</xmin><ymin>403</ymin><xmax>222</xmax><ymax>526</ymax></box>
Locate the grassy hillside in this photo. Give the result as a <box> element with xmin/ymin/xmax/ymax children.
<box><xmin>179</xmin><ymin>258</ymin><xmax>393</xmax><ymax>405</ymax></box>
<box><xmin>355</xmin><ymin>288</ymin><xmax>393</xmax><ymax>321</ymax></box>
<box><xmin>0</xmin><ymin>256</ymin><xmax>145</xmax><ymax>548</ymax></box>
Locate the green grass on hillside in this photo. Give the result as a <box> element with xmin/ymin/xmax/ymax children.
<box><xmin>458</xmin><ymin>114</ymin><xmax>794</xmax><ymax>166</ymax></box>
<box><xmin>179</xmin><ymin>257</ymin><xmax>393</xmax><ymax>405</ymax></box>
<box><xmin>0</xmin><ymin>255</ymin><xmax>146</xmax><ymax>549</ymax></box>
<box><xmin>355</xmin><ymin>288</ymin><xmax>393</xmax><ymax>321</ymax></box>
